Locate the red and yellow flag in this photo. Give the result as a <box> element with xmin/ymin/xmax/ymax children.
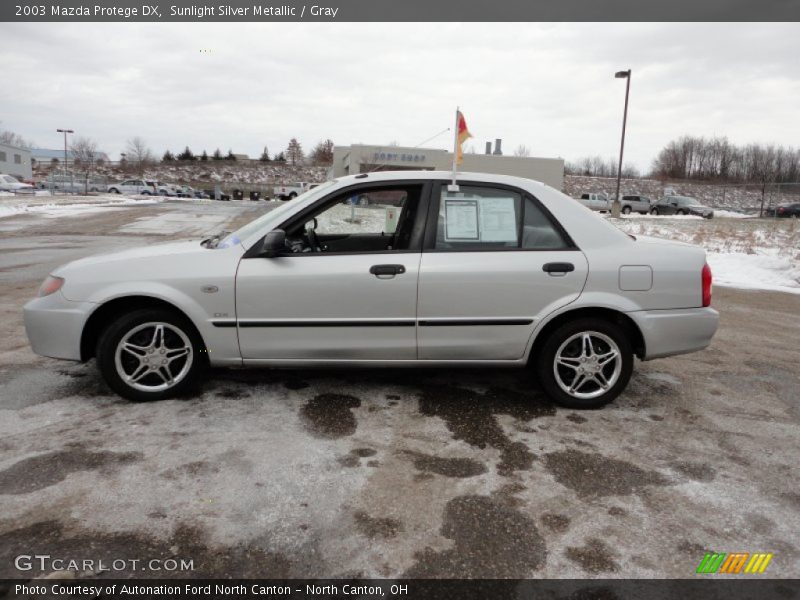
<box><xmin>455</xmin><ymin>110</ymin><xmax>472</xmax><ymax>165</ymax></box>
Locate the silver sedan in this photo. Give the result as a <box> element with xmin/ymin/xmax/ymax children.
<box><xmin>24</xmin><ymin>171</ymin><xmax>719</xmax><ymax>409</ymax></box>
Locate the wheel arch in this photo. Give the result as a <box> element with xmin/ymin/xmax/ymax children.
<box><xmin>80</xmin><ymin>295</ymin><xmax>207</xmax><ymax>361</ymax></box>
<box><xmin>527</xmin><ymin>306</ymin><xmax>646</xmax><ymax>364</ymax></box>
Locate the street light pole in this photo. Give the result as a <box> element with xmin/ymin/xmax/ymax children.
<box><xmin>612</xmin><ymin>70</ymin><xmax>631</xmax><ymax>218</ymax></box>
<box><xmin>56</xmin><ymin>128</ymin><xmax>74</xmax><ymax>194</ymax></box>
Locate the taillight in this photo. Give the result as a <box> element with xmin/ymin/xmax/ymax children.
<box><xmin>702</xmin><ymin>263</ymin><xmax>712</xmax><ymax>307</ymax></box>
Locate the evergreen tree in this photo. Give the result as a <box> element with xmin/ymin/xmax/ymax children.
<box><xmin>285</xmin><ymin>138</ymin><xmax>304</xmax><ymax>166</ymax></box>
<box><xmin>177</xmin><ymin>146</ymin><xmax>195</xmax><ymax>161</ymax></box>
<box><xmin>212</xmin><ymin>148</ymin><xmax>223</xmax><ymax>161</ymax></box>
<box><xmin>274</xmin><ymin>151</ymin><xmax>286</xmax><ymax>163</ymax></box>
<box><xmin>162</xmin><ymin>150</ymin><xmax>175</xmax><ymax>162</ymax></box>
<box><xmin>200</xmin><ymin>150</ymin><xmax>208</xmax><ymax>161</ymax></box>
<box><xmin>226</xmin><ymin>149</ymin><xmax>236</xmax><ymax>161</ymax></box>
<box><xmin>259</xmin><ymin>146</ymin><xmax>270</xmax><ymax>162</ymax></box>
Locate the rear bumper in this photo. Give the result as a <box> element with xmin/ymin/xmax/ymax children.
<box><xmin>23</xmin><ymin>292</ymin><xmax>95</xmax><ymax>361</ymax></box>
<box><xmin>628</xmin><ymin>307</ymin><xmax>719</xmax><ymax>360</ymax></box>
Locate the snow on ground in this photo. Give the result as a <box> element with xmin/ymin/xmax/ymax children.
<box><xmin>610</xmin><ymin>215</ymin><xmax>800</xmax><ymax>294</ymax></box>
<box><xmin>0</xmin><ymin>195</ymin><xmax>161</xmax><ymax>219</ymax></box>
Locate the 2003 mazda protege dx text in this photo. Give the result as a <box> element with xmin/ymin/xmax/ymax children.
<box><xmin>24</xmin><ymin>171</ymin><xmax>719</xmax><ymax>408</ymax></box>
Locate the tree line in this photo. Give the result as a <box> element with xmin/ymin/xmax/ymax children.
<box><xmin>158</xmin><ymin>138</ymin><xmax>334</xmax><ymax>167</ymax></box>
<box><xmin>650</xmin><ymin>135</ymin><xmax>800</xmax><ymax>185</ymax></box>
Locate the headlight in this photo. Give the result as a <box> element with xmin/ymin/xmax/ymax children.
<box><xmin>38</xmin><ymin>275</ymin><xmax>65</xmax><ymax>297</ymax></box>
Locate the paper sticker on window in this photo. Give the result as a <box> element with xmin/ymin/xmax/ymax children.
<box><xmin>445</xmin><ymin>199</ymin><xmax>479</xmax><ymax>240</ymax></box>
<box><xmin>478</xmin><ymin>197</ymin><xmax>517</xmax><ymax>242</ymax></box>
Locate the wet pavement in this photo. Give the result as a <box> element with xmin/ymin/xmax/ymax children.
<box><xmin>0</xmin><ymin>198</ymin><xmax>798</xmax><ymax>579</ymax></box>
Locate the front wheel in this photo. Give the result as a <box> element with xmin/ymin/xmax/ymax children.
<box><xmin>622</xmin><ymin>206</ymin><xmax>632</xmax><ymax>215</ymax></box>
<box><xmin>650</xmin><ymin>208</ymin><xmax>659</xmax><ymax>215</ymax></box>
<box><xmin>676</xmin><ymin>209</ymin><xmax>685</xmax><ymax>215</ymax></box>
<box><xmin>536</xmin><ymin>318</ymin><xmax>633</xmax><ymax>409</ymax></box>
<box><xmin>96</xmin><ymin>308</ymin><xmax>206</xmax><ymax>401</ymax></box>
<box><xmin>109</xmin><ymin>188</ymin><xmax>120</xmax><ymax>194</ymax></box>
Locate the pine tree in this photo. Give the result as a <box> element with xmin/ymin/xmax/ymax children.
<box><xmin>259</xmin><ymin>146</ymin><xmax>270</xmax><ymax>162</ymax></box>
<box><xmin>212</xmin><ymin>148</ymin><xmax>223</xmax><ymax>161</ymax></box>
<box><xmin>162</xmin><ymin>150</ymin><xmax>175</xmax><ymax>162</ymax></box>
<box><xmin>226</xmin><ymin>149</ymin><xmax>236</xmax><ymax>161</ymax></box>
<box><xmin>177</xmin><ymin>146</ymin><xmax>195</xmax><ymax>161</ymax></box>
<box><xmin>200</xmin><ymin>150</ymin><xmax>208</xmax><ymax>161</ymax></box>
<box><xmin>285</xmin><ymin>138</ymin><xmax>304</xmax><ymax>166</ymax></box>
<box><xmin>274</xmin><ymin>151</ymin><xmax>286</xmax><ymax>163</ymax></box>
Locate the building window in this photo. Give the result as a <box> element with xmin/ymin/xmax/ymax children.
<box><xmin>0</xmin><ymin>151</ymin><xmax>6</xmax><ymax>161</ymax></box>
<box><xmin>14</xmin><ymin>154</ymin><xmax>22</xmax><ymax>164</ymax></box>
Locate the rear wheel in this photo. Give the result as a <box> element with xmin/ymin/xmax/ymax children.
<box><xmin>96</xmin><ymin>308</ymin><xmax>206</xmax><ymax>401</ymax></box>
<box><xmin>109</xmin><ymin>188</ymin><xmax>120</xmax><ymax>194</ymax></box>
<box><xmin>622</xmin><ymin>206</ymin><xmax>632</xmax><ymax>215</ymax></box>
<box><xmin>676</xmin><ymin>209</ymin><xmax>685</xmax><ymax>215</ymax></box>
<box><xmin>650</xmin><ymin>207</ymin><xmax>659</xmax><ymax>215</ymax></box>
<box><xmin>536</xmin><ymin>318</ymin><xmax>633</xmax><ymax>409</ymax></box>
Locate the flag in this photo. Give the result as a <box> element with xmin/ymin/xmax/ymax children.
<box><xmin>455</xmin><ymin>110</ymin><xmax>472</xmax><ymax>165</ymax></box>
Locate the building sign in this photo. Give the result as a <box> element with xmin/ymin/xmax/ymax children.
<box><xmin>372</xmin><ymin>151</ymin><xmax>428</xmax><ymax>164</ymax></box>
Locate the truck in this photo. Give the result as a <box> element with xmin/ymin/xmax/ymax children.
<box><xmin>274</xmin><ymin>181</ymin><xmax>313</xmax><ymax>201</ymax></box>
<box><xmin>575</xmin><ymin>192</ymin><xmax>610</xmax><ymax>212</ymax></box>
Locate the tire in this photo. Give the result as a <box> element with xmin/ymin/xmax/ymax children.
<box><xmin>96</xmin><ymin>308</ymin><xmax>206</xmax><ymax>401</ymax></box>
<box><xmin>676</xmin><ymin>209</ymin><xmax>685</xmax><ymax>215</ymax></box>
<box><xmin>141</xmin><ymin>191</ymin><xmax>151</xmax><ymax>196</ymax></box>
<box><xmin>109</xmin><ymin>188</ymin><xmax>120</xmax><ymax>194</ymax></box>
<box><xmin>536</xmin><ymin>318</ymin><xmax>633</xmax><ymax>409</ymax></box>
<box><xmin>650</xmin><ymin>208</ymin><xmax>659</xmax><ymax>215</ymax></box>
<box><xmin>622</xmin><ymin>206</ymin><xmax>632</xmax><ymax>215</ymax></box>
<box><xmin>289</xmin><ymin>192</ymin><xmax>297</xmax><ymax>199</ymax></box>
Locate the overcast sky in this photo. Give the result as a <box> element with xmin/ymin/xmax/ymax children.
<box><xmin>2</xmin><ymin>22</ymin><xmax>799</xmax><ymax>170</ymax></box>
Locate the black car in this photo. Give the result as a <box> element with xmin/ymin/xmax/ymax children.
<box><xmin>650</xmin><ymin>195</ymin><xmax>714</xmax><ymax>219</ymax></box>
<box><xmin>766</xmin><ymin>202</ymin><xmax>800</xmax><ymax>218</ymax></box>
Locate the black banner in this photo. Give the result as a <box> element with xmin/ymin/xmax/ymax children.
<box><xmin>2</xmin><ymin>579</ymin><xmax>800</xmax><ymax>600</ymax></box>
<box><xmin>2</xmin><ymin>0</ymin><xmax>800</xmax><ymax>22</ymax></box>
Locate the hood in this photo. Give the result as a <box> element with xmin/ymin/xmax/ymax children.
<box><xmin>53</xmin><ymin>240</ymin><xmax>207</xmax><ymax>275</ymax></box>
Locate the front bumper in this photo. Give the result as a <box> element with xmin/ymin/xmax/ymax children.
<box><xmin>628</xmin><ymin>307</ymin><xmax>719</xmax><ymax>360</ymax></box>
<box><xmin>23</xmin><ymin>292</ymin><xmax>95</xmax><ymax>361</ymax></box>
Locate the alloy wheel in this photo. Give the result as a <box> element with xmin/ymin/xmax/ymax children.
<box><xmin>114</xmin><ymin>322</ymin><xmax>193</xmax><ymax>392</ymax></box>
<box><xmin>553</xmin><ymin>331</ymin><xmax>622</xmax><ymax>400</ymax></box>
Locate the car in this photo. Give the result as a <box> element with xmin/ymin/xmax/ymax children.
<box><xmin>39</xmin><ymin>174</ymin><xmax>105</xmax><ymax>194</ymax></box>
<box><xmin>766</xmin><ymin>202</ymin><xmax>800</xmax><ymax>218</ymax></box>
<box><xmin>204</xmin><ymin>188</ymin><xmax>231</xmax><ymax>201</ymax></box>
<box><xmin>575</xmin><ymin>192</ymin><xmax>610</xmax><ymax>212</ymax></box>
<box><xmin>23</xmin><ymin>170</ymin><xmax>719</xmax><ymax>409</ymax></box>
<box><xmin>651</xmin><ymin>195</ymin><xmax>714</xmax><ymax>218</ymax></box>
<box><xmin>0</xmin><ymin>173</ymin><xmax>34</xmax><ymax>192</ymax></box>
<box><xmin>107</xmin><ymin>179</ymin><xmax>158</xmax><ymax>195</ymax></box>
<box><xmin>156</xmin><ymin>182</ymin><xmax>181</xmax><ymax>196</ymax></box>
<box><xmin>619</xmin><ymin>195</ymin><xmax>654</xmax><ymax>215</ymax></box>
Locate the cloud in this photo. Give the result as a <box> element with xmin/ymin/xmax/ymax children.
<box><xmin>1</xmin><ymin>22</ymin><xmax>798</xmax><ymax>170</ymax></box>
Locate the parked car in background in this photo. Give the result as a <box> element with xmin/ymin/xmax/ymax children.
<box><xmin>765</xmin><ymin>202</ymin><xmax>800</xmax><ymax>218</ymax></box>
<box><xmin>575</xmin><ymin>192</ymin><xmax>610</xmax><ymax>212</ymax></box>
<box><xmin>0</xmin><ymin>173</ymin><xmax>34</xmax><ymax>193</ymax></box>
<box><xmin>619</xmin><ymin>195</ymin><xmax>654</xmax><ymax>214</ymax></box>
<box><xmin>108</xmin><ymin>179</ymin><xmax>158</xmax><ymax>195</ymax></box>
<box><xmin>24</xmin><ymin>170</ymin><xmax>719</xmax><ymax>410</ymax></box>
<box><xmin>204</xmin><ymin>189</ymin><xmax>231</xmax><ymax>201</ymax></box>
<box><xmin>275</xmin><ymin>181</ymin><xmax>313</xmax><ymax>200</ymax></box>
<box><xmin>157</xmin><ymin>182</ymin><xmax>181</xmax><ymax>197</ymax></box>
<box><xmin>651</xmin><ymin>195</ymin><xmax>714</xmax><ymax>218</ymax></box>
<box><xmin>39</xmin><ymin>174</ymin><xmax>105</xmax><ymax>193</ymax></box>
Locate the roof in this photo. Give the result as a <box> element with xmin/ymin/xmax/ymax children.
<box><xmin>30</xmin><ymin>148</ymin><xmax>110</xmax><ymax>161</ymax></box>
<box><xmin>334</xmin><ymin>169</ymin><xmax>546</xmax><ymax>189</ymax></box>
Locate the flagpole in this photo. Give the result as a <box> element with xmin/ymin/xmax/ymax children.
<box><xmin>451</xmin><ymin>106</ymin><xmax>459</xmax><ymax>189</ymax></box>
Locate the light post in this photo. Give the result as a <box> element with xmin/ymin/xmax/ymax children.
<box><xmin>56</xmin><ymin>128</ymin><xmax>74</xmax><ymax>194</ymax></box>
<box><xmin>612</xmin><ymin>70</ymin><xmax>631</xmax><ymax>218</ymax></box>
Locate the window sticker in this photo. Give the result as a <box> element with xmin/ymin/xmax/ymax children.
<box><xmin>444</xmin><ymin>199</ymin><xmax>479</xmax><ymax>240</ymax></box>
<box><xmin>478</xmin><ymin>197</ymin><xmax>518</xmax><ymax>242</ymax></box>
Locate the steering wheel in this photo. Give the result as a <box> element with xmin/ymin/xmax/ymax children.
<box><xmin>306</xmin><ymin>227</ymin><xmax>321</xmax><ymax>252</ymax></box>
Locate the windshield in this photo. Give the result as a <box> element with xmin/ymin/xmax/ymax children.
<box><xmin>217</xmin><ymin>180</ymin><xmax>337</xmax><ymax>249</ymax></box>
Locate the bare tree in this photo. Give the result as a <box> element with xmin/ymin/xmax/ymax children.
<box><xmin>70</xmin><ymin>136</ymin><xmax>99</xmax><ymax>194</ymax></box>
<box><xmin>309</xmin><ymin>139</ymin><xmax>334</xmax><ymax>165</ymax></box>
<box><xmin>285</xmin><ymin>138</ymin><xmax>304</xmax><ymax>166</ymax></box>
<box><xmin>125</xmin><ymin>137</ymin><xmax>154</xmax><ymax>176</ymax></box>
<box><xmin>0</xmin><ymin>124</ymin><xmax>32</xmax><ymax>148</ymax></box>
<box><xmin>513</xmin><ymin>144</ymin><xmax>531</xmax><ymax>157</ymax></box>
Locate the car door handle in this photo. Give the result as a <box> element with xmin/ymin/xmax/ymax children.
<box><xmin>543</xmin><ymin>262</ymin><xmax>575</xmax><ymax>274</ymax></box>
<box><xmin>370</xmin><ymin>264</ymin><xmax>406</xmax><ymax>277</ymax></box>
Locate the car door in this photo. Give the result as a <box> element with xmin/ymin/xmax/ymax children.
<box><xmin>417</xmin><ymin>182</ymin><xmax>588</xmax><ymax>360</ymax></box>
<box><xmin>235</xmin><ymin>181</ymin><xmax>430</xmax><ymax>361</ymax></box>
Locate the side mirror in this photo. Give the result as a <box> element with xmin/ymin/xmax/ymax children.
<box><xmin>261</xmin><ymin>229</ymin><xmax>286</xmax><ymax>257</ymax></box>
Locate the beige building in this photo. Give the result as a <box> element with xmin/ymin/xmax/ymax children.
<box><xmin>330</xmin><ymin>143</ymin><xmax>565</xmax><ymax>190</ymax></box>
